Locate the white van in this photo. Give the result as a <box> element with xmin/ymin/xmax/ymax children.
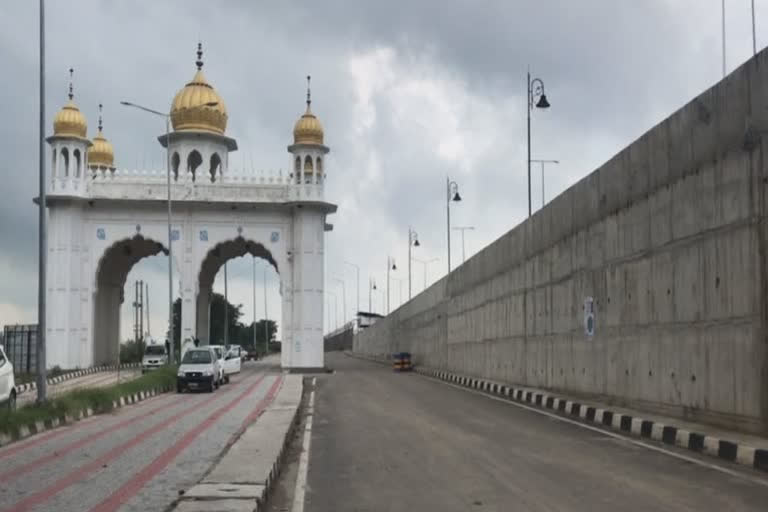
<box><xmin>223</xmin><ymin>346</ymin><xmax>242</xmax><ymax>381</ymax></box>
<box><xmin>0</xmin><ymin>345</ymin><xmax>18</xmax><ymax>411</ymax></box>
<box><xmin>142</xmin><ymin>339</ymin><xmax>168</xmax><ymax>373</ymax></box>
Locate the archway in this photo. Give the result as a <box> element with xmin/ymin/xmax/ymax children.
<box><xmin>93</xmin><ymin>235</ymin><xmax>174</xmax><ymax>365</ymax></box>
<box><xmin>195</xmin><ymin>238</ymin><xmax>280</xmax><ymax>355</ymax></box>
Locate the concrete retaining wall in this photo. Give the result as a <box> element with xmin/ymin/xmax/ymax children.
<box><xmin>354</xmin><ymin>49</ymin><xmax>768</xmax><ymax>434</ymax></box>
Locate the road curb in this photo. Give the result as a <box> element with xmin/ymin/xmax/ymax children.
<box><xmin>16</xmin><ymin>363</ymin><xmax>141</xmax><ymax>394</ymax></box>
<box><xmin>174</xmin><ymin>375</ymin><xmax>304</xmax><ymax>512</ymax></box>
<box><xmin>346</xmin><ymin>352</ymin><xmax>768</xmax><ymax>474</ymax></box>
<box><xmin>0</xmin><ymin>384</ymin><xmax>172</xmax><ymax>449</ymax></box>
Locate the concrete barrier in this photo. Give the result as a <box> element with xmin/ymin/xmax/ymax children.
<box><xmin>354</xmin><ymin>48</ymin><xmax>768</xmax><ymax>434</ymax></box>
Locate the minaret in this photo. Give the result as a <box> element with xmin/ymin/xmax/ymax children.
<box><xmin>47</xmin><ymin>68</ymin><xmax>92</xmax><ymax>195</ymax></box>
<box><xmin>288</xmin><ymin>75</ymin><xmax>329</xmax><ymax>185</ymax></box>
<box><xmin>163</xmin><ymin>42</ymin><xmax>237</xmax><ymax>183</ymax></box>
<box><xmin>88</xmin><ymin>103</ymin><xmax>116</xmax><ymax>174</ymax></box>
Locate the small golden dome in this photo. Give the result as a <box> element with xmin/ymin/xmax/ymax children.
<box><xmin>293</xmin><ymin>75</ymin><xmax>324</xmax><ymax>145</ymax></box>
<box><xmin>293</xmin><ymin>106</ymin><xmax>324</xmax><ymax>145</ymax></box>
<box><xmin>53</xmin><ymin>100</ymin><xmax>88</xmax><ymax>138</ymax></box>
<box><xmin>170</xmin><ymin>44</ymin><xmax>228</xmax><ymax>134</ymax></box>
<box><xmin>88</xmin><ymin>105</ymin><xmax>114</xmax><ymax>169</ymax></box>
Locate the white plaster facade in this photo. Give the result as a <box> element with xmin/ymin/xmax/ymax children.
<box><xmin>43</xmin><ymin>125</ymin><xmax>335</xmax><ymax>371</ymax></box>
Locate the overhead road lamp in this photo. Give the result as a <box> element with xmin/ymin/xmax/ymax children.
<box><xmin>120</xmin><ymin>99</ymin><xmax>219</xmax><ymax>364</ymax></box>
<box><xmin>411</xmin><ymin>256</ymin><xmax>439</xmax><ymax>291</ymax></box>
<box><xmin>526</xmin><ymin>72</ymin><xmax>550</xmax><ymax>218</ymax></box>
<box><xmin>445</xmin><ymin>177</ymin><xmax>461</xmax><ymax>273</ymax></box>
<box><xmin>407</xmin><ymin>228</ymin><xmax>420</xmax><ymax>300</ymax></box>
<box><xmin>386</xmin><ymin>257</ymin><xmax>397</xmax><ymax>314</ymax></box>
<box><xmin>368</xmin><ymin>277</ymin><xmax>377</xmax><ymax>314</ymax></box>
<box><xmin>344</xmin><ymin>261</ymin><xmax>360</xmax><ymax>323</ymax></box>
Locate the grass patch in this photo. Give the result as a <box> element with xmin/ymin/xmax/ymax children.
<box><xmin>0</xmin><ymin>366</ymin><xmax>177</xmax><ymax>438</ymax></box>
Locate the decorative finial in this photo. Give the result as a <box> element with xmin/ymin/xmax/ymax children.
<box><xmin>98</xmin><ymin>103</ymin><xmax>103</xmax><ymax>132</ymax></box>
<box><xmin>196</xmin><ymin>42</ymin><xmax>204</xmax><ymax>70</ymax></box>
<box><xmin>68</xmin><ymin>67</ymin><xmax>74</xmax><ymax>101</ymax></box>
<box><xmin>306</xmin><ymin>75</ymin><xmax>311</xmax><ymax>109</ymax></box>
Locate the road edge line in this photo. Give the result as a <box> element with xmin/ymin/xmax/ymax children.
<box><xmin>291</xmin><ymin>377</ymin><xmax>316</xmax><ymax>512</ymax></box>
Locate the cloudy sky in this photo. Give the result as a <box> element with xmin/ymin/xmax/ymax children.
<box><xmin>0</xmin><ymin>1</ymin><xmax>763</xmax><ymax>341</ymax></box>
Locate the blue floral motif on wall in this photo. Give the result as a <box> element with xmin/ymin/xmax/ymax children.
<box><xmin>96</xmin><ymin>228</ymin><xmax>106</xmax><ymax>240</ymax></box>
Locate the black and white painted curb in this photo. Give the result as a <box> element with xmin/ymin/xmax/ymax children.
<box><xmin>347</xmin><ymin>352</ymin><xmax>768</xmax><ymax>474</ymax></box>
<box><xmin>16</xmin><ymin>363</ymin><xmax>141</xmax><ymax>394</ymax></box>
<box><xmin>0</xmin><ymin>384</ymin><xmax>172</xmax><ymax>448</ymax></box>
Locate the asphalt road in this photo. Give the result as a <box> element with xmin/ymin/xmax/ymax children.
<box><xmin>0</xmin><ymin>360</ymin><xmax>282</xmax><ymax>512</ymax></box>
<box><xmin>304</xmin><ymin>354</ymin><xmax>768</xmax><ymax>512</ymax></box>
<box><xmin>17</xmin><ymin>370</ymin><xmax>142</xmax><ymax>407</ymax></box>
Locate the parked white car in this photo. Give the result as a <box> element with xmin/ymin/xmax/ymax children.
<box><xmin>0</xmin><ymin>345</ymin><xmax>18</xmax><ymax>411</ymax></box>
<box><xmin>176</xmin><ymin>347</ymin><xmax>220</xmax><ymax>393</ymax></box>
<box><xmin>223</xmin><ymin>346</ymin><xmax>242</xmax><ymax>381</ymax></box>
<box><xmin>208</xmin><ymin>345</ymin><xmax>227</xmax><ymax>384</ymax></box>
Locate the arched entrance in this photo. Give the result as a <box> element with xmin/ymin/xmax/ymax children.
<box><xmin>194</xmin><ymin>237</ymin><xmax>280</xmax><ymax>354</ymax></box>
<box><xmin>93</xmin><ymin>235</ymin><xmax>171</xmax><ymax>366</ymax></box>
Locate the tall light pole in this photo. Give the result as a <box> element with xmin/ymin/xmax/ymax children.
<box><xmin>446</xmin><ymin>177</ymin><xmax>461</xmax><ymax>273</ymax></box>
<box><xmin>120</xmin><ymin>99</ymin><xmax>218</xmax><ymax>363</ymax></box>
<box><xmin>452</xmin><ymin>227</ymin><xmax>475</xmax><ymax>263</ymax></box>
<box><xmin>333</xmin><ymin>276</ymin><xmax>346</xmax><ymax>325</ymax></box>
<box><xmin>386</xmin><ymin>257</ymin><xmax>396</xmax><ymax>314</ymax></box>
<box><xmin>223</xmin><ymin>263</ymin><xmax>228</xmax><ymax>348</ymax></box>
<box><xmin>263</xmin><ymin>266</ymin><xmax>268</xmax><ymax>354</ymax></box>
<box><xmin>722</xmin><ymin>0</ymin><xmax>727</xmax><ymax>77</ymax></box>
<box><xmin>407</xmin><ymin>228</ymin><xmax>420</xmax><ymax>300</ymax></box>
<box><xmin>369</xmin><ymin>278</ymin><xmax>377</xmax><ymax>313</ymax></box>
<box><xmin>344</xmin><ymin>261</ymin><xmax>360</xmax><ymax>323</ymax></box>
<box><xmin>527</xmin><ymin>71</ymin><xmax>551</xmax><ymax>218</ymax></box>
<box><xmin>327</xmin><ymin>291</ymin><xmax>338</xmax><ymax>330</ymax></box>
<box><xmin>752</xmin><ymin>0</ymin><xmax>757</xmax><ymax>56</ymax></box>
<box><xmin>412</xmin><ymin>256</ymin><xmax>439</xmax><ymax>291</ymax></box>
<box><xmin>36</xmin><ymin>0</ymin><xmax>47</xmax><ymax>402</ymax></box>
<box><xmin>252</xmin><ymin>256</ymin><xmax>257</xmax><ymax>350</ymax></box>
<box><xmin>530</xmin><ymin>159</ymin><xmax>559</xmax><ymax>208</ymax></box>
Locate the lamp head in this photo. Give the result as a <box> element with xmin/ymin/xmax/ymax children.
<box><xmin>413</xmin><ymin>238</ymin><xmax>421</xmax><ymax>247</ymax></box>
<box><xmin>535</xmin><ymin>94</ymin><xmax>550</xmax><ymax>109</ymax></box>
<box><xmin>452</xmin><ymin>191</ymin><xmax>462</xmax><ymax>202</ymax></box>
<box><xmin>392</xmin><ymin>263</ymin><xmax>397</xmax><ymax>270</ymax></box>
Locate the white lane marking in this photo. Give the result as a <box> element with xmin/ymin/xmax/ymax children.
<box><xmin>423</xmin><ymin>376</ymin><xmax>768</xmax><ymax>489</ymax></box>
<box><xmin>292</xmin><ymin>377</ymin><xmax>316</xmax><ymax>512</ymax></box>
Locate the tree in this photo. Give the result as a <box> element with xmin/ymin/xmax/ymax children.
<box><xmin>170</xmin><ymin>293</ymin><xmax>277</xmax><ymax>349</ymax></box>
<box><xmin>120</xmin><ymin>338</ymin><xmax>144</xmax><ymax>363</ymax></box>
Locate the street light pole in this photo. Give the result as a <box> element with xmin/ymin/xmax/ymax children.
<box><xmin>120</xmin><ymin>99</ymin><xmax>218</xmax><ymax>363</ymax></box>
<box><xmin>252</xmin><ymin>256</ymin><xmax>256</xmax><ymax>350</ymax></box>
<box><xmin>36</xmin><ymin>0</ymin><xmax>47</xmax><ymax>402</ymax></box>
<box><xmin>408</xmin><ymin>228</ymin><xmax>420</xmax><ymax>300</ymax></box>
<box><xmin>412</xmin><ymin>257</ymin><xmax>439</xmax><ymax>291</ymax></box>
<box><xmin>369</xmin><ymin>278</ymin><xmax>377</xmax><ymax>313</ymax></box>
<box><xmin>263</xmin><ymin>266</ymin><xmax>268</xmax><ymax>355</ymax></box>
<box><xmin>530</xmin><ymin>159</ymin><xmax>559</xmax><ymax>208</ymax></box>
<box><xmin>452</xmin><ymin>227</ymin><xmax>475</xmax><ymax>263</ymax></box>
<box><xmin>752</xmin><ymin>0</ymin><xmax>757</xmax><ymax>56</ymax></box>
<box><xmin>446</xmin><ymin>177</ymin><xmax>461</xmax><ymax>273</ymax></box>
<box><xmin>527</xmin><ymin>72</ymin><xmax>551</xmax><ymax>218</ymax></box>
<box><xmin>386</xmin><ymin>257</ymin><xmax>396</xmax><ymax>314</ymax></box>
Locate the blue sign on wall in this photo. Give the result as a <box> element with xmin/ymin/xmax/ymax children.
<box><xmin>96</xmin><ymin>228</ymin><xmax>106</xmax><ymax>240</ymax></box>
<box><xmin>199</xmin><ymin>230</ymin><xmax>208</xmax><ymax>242</ymax></box>
<box><xmin>271</xmin><ymin>231</ymin><xmax>279</xmax><ymax>243</ymax></box>
<box><xmin>171</xmin><ymin>229</ymin><xmax>180</xmax><ymax>241</ymax></box>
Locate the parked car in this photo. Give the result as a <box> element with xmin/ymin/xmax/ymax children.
<box><xmin>0</xmin><ymin>345</ymin><xmax>18</xmax><ymax>411</ymax></box>
<box><xmin>208</xmin><ymin>345</ymin><xmax>227</xmax><ymax>384</ymax></box>
<box><xmin>223</xmin><ymin>346</ymin><xmax>242</xmax><ymax>381</ymax></box>
<box><xmin>176</xmin><ymin>347</ymin><xmax>220</xmax><ymax>393</ymax></box>
<box><xmin>141</xmin><ymin>340</ymin><xmax>168</xmax><ymax>373</ymax></box>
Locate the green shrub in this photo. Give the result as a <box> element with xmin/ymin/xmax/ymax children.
<box><xmin>0</xmin><ymin>365</ymin><xmax>177</xmax><ymax>438</ymax></box>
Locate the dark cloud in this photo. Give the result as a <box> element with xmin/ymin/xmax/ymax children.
<box><xmin>0</xmin><ymin>0</ymin><xmax>762</xmax><ymax>328</ymax></box>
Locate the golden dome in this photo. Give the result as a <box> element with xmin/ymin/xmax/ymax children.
<box><xmin>89</xmin><ymin>130</ymin><xmax>114</xmax><ymax>169</ymax></box>
<box><xmin>53</xmin><ymin>100</ymin><xmax>88</xmax><ymax>139</ymax></box>
<box><xmin>293</xmin><ymin>76</ymin><xmax>323</xmax><ymax>145</ymax></box>
<box><xmin>293</xmin><ymin>105</ymin><xmax>324</xmax><ymax>145</ymax></box>
<box><xmin>170</xmin><ymin>44</ymin><xmax>227</xmax><ymax>134</ymax></box>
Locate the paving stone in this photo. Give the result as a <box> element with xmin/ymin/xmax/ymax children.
<box><xmin>175</xmin><ymin>498</ymin><xmax>258</xmax><ymax>512</ymax></box>
<box><xmin>183</xmin><ymin>483</ymin><xmax>265</xmax><ymax>500</ymax></box>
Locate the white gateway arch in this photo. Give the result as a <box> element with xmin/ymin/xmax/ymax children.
<box><xmin>41</xmin><ymin>51</ymin><xmax>335</xmax><ymax>371</ymax></box>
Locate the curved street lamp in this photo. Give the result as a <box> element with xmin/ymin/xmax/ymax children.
<box><xmin>527</xmin><ymin>72</ymin><xmax>550</xmax><ymax>218</ymax></box>
<box><xmin>386</xmin><ymin>256</ymin><xmax>396</xmax><ymax>314</ymax></box>
<box><xmin>369</xmin><ymin>277</ymin><xmax>377</xmax><ymax>314</ymax></box>
<box><xmin>407</xmin><ymin>228</ymin><xmax>420</xmax><ymax>300</ymax></box>
<box><xmin>446</xmin><ymin>178</ymin><xmax>461</xmax><ymax>273</ymax></box>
